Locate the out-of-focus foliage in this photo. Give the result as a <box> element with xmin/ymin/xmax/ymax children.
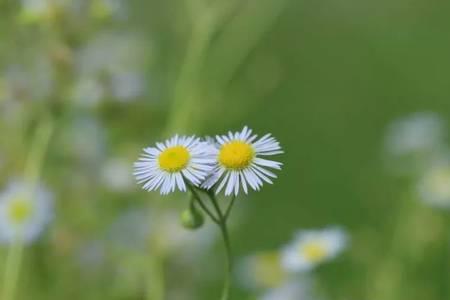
<box><xmin>1</xmin><ymin>0</ymin><xmax>450</xmax><ymax>299</ymax></box>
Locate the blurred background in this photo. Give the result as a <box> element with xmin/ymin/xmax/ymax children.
<box><xmin>1</xmin><ymin>0</ymin><xmax>450</xmax><ymax>299</ymax></box>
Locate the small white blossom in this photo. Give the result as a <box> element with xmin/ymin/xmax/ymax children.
<box><xmin>281</xmin><ymin>227</ymin><xmax>349</xmax><ymax>272</ymax></box>
<box><xmin>0</xmin><ymin>181</ymin><xmax>53</xmax><ymax>244</ymax></box>
<box><xmin>237</xmin><ymin>251</ymin><xmax>287</xmax><ymax>290</ymax></box>
<box><xmin>134</xmin><ymin>135</ymin><xmax>216</xmax><ymax>195</ymax></box>
<box><xmin>203</xmin><ymin>126</ymin><xmax>283</xmax><ymax>196</ymax></box>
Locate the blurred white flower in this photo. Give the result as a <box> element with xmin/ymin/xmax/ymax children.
<box><xmin>77</xmin><ymin>240</ymin><xmax>107</xmax><ymax>270</ymax></box>
<box><xmin>281</xmin><ymin>227</ymin><xmax>348</xmax><ymax>272</ymax></box>
<box><xmin>134</xmin><ymin>135</ymin><xmax>216</xmax><ymax>195</ymax></box>
<box><xmin>19</xmin><ymin>0</ymin><xmax>55</xmax><ymax>22</ymax></box>
<box><xmin>101</xmin><ymin>157</ymin><xmax>134</xmax><ymax>192</ymax></box>
<box><xmin>74</xmin><ymin>32</ymin><xmax>148</xmax><ymax>103</ymax></box>
<box><xmin>0</xmin><ymin>58</ymin><xmax>54</xmax><ymax>103</ymax></box>
<box><xmin>0</xmin><ymin>181</ymin><xmax>53</xmax><ymax>244</ymax></box>
<box><xmin>259</xmin><ymin>280</ymin><xmax>316</xmax><ymax>300</ymax></box>
<box><xmin>106</xmin><ymin>208</ymin><xmax>217</xmax><ymax>261</ymax></box>
<box><xmin>237</xmin><ymin>251</ymin><xmax>287</xmax><ymax>290</ymax></box>
<box><xmin>106</xmin><ymin>209</ymin><xmax>151</xmax><ymax>256</ymax></box>
<box><xmin>109</xmin><ymin>71</ymin><xmax>146</xmax><ymax>102</ymax></box>
<box><xmin>384</xmin><ymin>112</ymin><xmax>446</xmax><ymax>174</ymax></box>
<box><xmin>62</xmin><ymin>116</ymin><xmax>106</xmax><ymax>164</ymax></box>
<box><xmin>20</xmin><ymin>0</ymin><xmax>127</xmax><ymax>24</ymax></box>
<box><xmin>70</xmin><ymin>77</ymin><xmax>105</xmax><ymax>109</ymax></box>
<box><xmin>152</xmin><ymin>210</ymin><xmax>217</xmax><ymax>258</ymax></box>
<box><xmin>418</xmin><ymin>159</ymin><xmax>450</xmax><ymax>209</ymax></box>
<box><xmin>202</xmin><ymin>126</ymin><xmax>283</xmax><ymax>196</ymax></box>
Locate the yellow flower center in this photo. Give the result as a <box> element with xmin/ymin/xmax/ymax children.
<box><xmin>302</xmin><ymin>242</ymin><xmax>328</xmax><ymax>263</ymax></box>
<box><xmin>219</xmin><ymin>141</ymin><xmax>254</xmax><ymax>170</ymax></box>
<box><xmin>8</xmin><ymin>198</ymin><xmax>33</xmax><ymax>224</ymax></box>
<box><xmin>158</xmin><ymin>146</ymin><xmax>190</xmax><ymax>172</ymax></box>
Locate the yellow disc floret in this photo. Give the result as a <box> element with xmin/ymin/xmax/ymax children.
<box><xmin>158</xmin><ymin>146</ymin><xmax>190</xmax><ymax>172</ymax></box>
<box><xmin>8</xmin><ymin>198</ymin><xmax>33</xmax><ymax>224</ymax></box>
<box><xmin>302</xmin><ymin>242</ymin><xmax>328</xmax><ymax>263</ymax></box>
<box><xmin>219</xmin><ymin>141</ymin><xmax>255</xmax><ymax>170</ymax></box>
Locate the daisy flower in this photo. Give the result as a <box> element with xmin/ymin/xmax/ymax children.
<box><xmin>134</xmin><ymin>135</ymin><xmax>216</xmax><ymax>195</ymax></box>
<box><xmin>101</xmin><ymin>157</ymin><xmax>134</xmax><ymax>192</ymax></box>
<box><xmin>384</xmin><ymin>112</ymin><xmax>446</xmax><ymax>175</ymax></box>
<box><xmin>0</xmin><ymin>181</ymin><xmax>53</xmax><ymax>244</ymax></box>
<box><xmin>281</xmin><ymin>227</ymin><xmax>348</xmax><ymax>272</ymax></box>
<box><xmin>203</xmin><ymin>126</ymin><xmax>283</xmax><ymax>196</ymax></box>
<box><xmin>237</xmin><ymin>251</ymin><xmax>288</xmax><ymax>290</ymax></box>
<box><xmin>385</xmin><ymin>112</ymin><xmax>445</xmax><ymax>157</ymax></box>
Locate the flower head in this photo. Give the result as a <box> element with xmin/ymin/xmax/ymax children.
<box><xmin>385</xmin><ymin>112</ymin><xmax>445</xmax><ymax>157</ymax></box>
<box><xmin>237</xmin><ymin>251</ymin><xmax>288</xmax><ymax>290</ymax></box>
<box><xmin>281</xmin><ymin>227</ymin><xmax>348</xmax><ymax>272</ymax></box>
<box><xmin>0</xmin><ymin>181</ymin><xmax>53</xmax><ymax>244</ymax></box>
<box><xmin>384</xmin><ymin>112</ymin><xmax>446</xmax><ymax>175</ymax></box>
<box><xmin>203</xmin><ymin>126</ymin><xmax>283</xmax><ymax>195</ymax></box>
<box><xmin>101</xmin><ymin>157</ymin><xmax>134</xmax><ymax>192</ymax></box>
<box><xmin>134</xmin><ymin>135</ymin><xmax>215</xmax><ymax>195</ymax></box>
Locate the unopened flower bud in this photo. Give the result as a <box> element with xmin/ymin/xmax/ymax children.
<box><xmin>180</xmin><ymin>207</ymin><xmax>204</xmax><ymax>230</ymax></box>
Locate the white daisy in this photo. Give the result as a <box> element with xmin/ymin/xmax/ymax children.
<box><xmin>203</xmin><ymin>126</ymin><xmax>283</xmax><ymax>196</ymax></box>
<box><xmin>385</xmin><ymin>112</ymin><xmax>445</xmax><ymax>157</ymax></box>
<box><xmin>384</xmin><ymin>112</ymin><xmax>446</xmax><ymax>174</ymax></box>
<box><xmin>101</xmin><ymin>157</ymin><xmax>134</xmax><ymax>192</ymax></box>
<box><xmin>134</xmin><ymin>135</ymin><xmax>216</xmax><ymax>195</ymax></box>
<box><xmin>74</xmin><ymin>32</ymin><xmax>149</xmax><ymax>104</ymax></box>
<box><xmin>418</xmin><ymin>159</ymin><xmax>450</xmax><ymax>209</ymax></box>
<box><xmin>0</xmin><ymin>181</ymin><xmax>53</xmax><ymax>244</ymax></box>
<box><xmin>237</xmin><ymin>251</ymin><xmax>288</xmax><ymax>290</ymax></box>
<box><xmin>281</xmin><ymin>227</ymin><xmax>348</xmax><ymax>272</ymax></box>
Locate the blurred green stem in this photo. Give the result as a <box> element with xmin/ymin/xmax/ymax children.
<box><xmin>166</xmin><ymin>0</ymin><xmax>239</xmax><ymax>133</ymax></box>
<box><xmin>188</xmin><ymin>186</ymin><xmax>233</xmax><ymax>299</ymax></box>
<box><xmin>1</xmin><ymin>114</ymin><xmax>54</xmax><ymax>300</ymax></box>
<box><xmin>189</xmin><ymin>185</ymin><xmax>220</xmax><ymax>224</ymax></box>
<box><xmin>2</xmin><ymin>238</ymin><xmax>24</xmax><ymax>300</ymax></box>
<box><xmin>24</xmin><ymin>114</ymin><xmax>54</xmax><ymax>186</ymax></box>
<box><xmin>147</xmin><ymin>254</ymin><xmax>165</xmax><ymax>300</ymax></box>
<box><xmin>207</xmin><ymin>0</ymin><xmax>288</xmax><ymax>89</ymax></box>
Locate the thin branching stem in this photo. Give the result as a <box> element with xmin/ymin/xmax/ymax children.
<box><xmin>208</xmin><ymin>193</ymin><xmax>232</xmax><ymax>300</ymax></box>
<box><xmin>188</xmin><ymin>185</ymin><xmax>220</xmax><ymax>224</ymax></box>
<box><xmin>224</xmin><ymin>195</ymin><xmax>236</xmax><ymax>222</ymax></box>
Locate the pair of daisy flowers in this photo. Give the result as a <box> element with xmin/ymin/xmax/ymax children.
<box><xmin>134</xmin><ymin>127</ymin><xmax>283</xmax><ymax>196</ymax></box>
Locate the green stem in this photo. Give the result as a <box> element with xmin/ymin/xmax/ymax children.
<box><xmin>1</xmin><ymin>114</ymin><xmax>54</xmax><ymax>300</ymax></box>
<box><xmin>24</xmin><ymin>114</ymin><xmax>54</xmax><ymax>186</ymax></box>
<box><xmin>188</xmin><ymin>185</ymin><xmax>220</xmax><ymax>224</ymax></box>
<box><xmin>224</xmin><ymin>195</ymin><xmax>236</xmax><ymax>221</ymax></box>
<box><xmin>208</xmin><ymin>193</ymin><xmax>232</xmax><ymax>300</ymax></box>
<box><xmin>217</xmin><ymin>221</ymin><xmax>232</xmax><ymax>300</ymax></box>
<box><xmin>147</xmin><ymin>254</ymin><xmax>165</xmax><ymax>300</ymax></box>
<box><xmin>2</xmin><ymin>238</ymin><xmax>24</xmax><ymax>300</ymax></box>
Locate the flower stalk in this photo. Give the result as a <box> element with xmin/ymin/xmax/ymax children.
<box><xmin>188</xmin><ymin>185</ymin><xmax>234</xmax><ymax>300</ymax></box>
<box><xmin>1</xmin><ymin>238</ymin><xmax>24</xmax><ymax>300</ymax></box>
<box><xmin>1</xmin><ymin>114</ymin><xmax>54</xmax><ymax>300</ymax></box>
